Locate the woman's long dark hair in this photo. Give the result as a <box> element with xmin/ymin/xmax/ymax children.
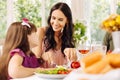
<box><xmin>0</xmin><ymin>22</ymin><xmax>36</xmax><ymax>80</ymax></box>
<box><xmin>44</xmin><ymin>2</ymin><xmax>75</xmax><ymax>55</ymax></box>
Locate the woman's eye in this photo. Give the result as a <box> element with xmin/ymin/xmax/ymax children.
<box><xmin>51</xmin><ymin>17</ymin><xmax>56</xmax><ymax>20</ymax></box>
<box><xmin>59</xmin><ymin>18</ymin><xmax>63</xmax><ymax>21</ymax></box>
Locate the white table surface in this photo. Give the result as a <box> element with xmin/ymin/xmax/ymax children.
<box><xmin>11</xmin><ymin>74</ymin><xmax>65</xmax><ymax>80</ymax></box>
<box><xmin>11</xmin><ymin>75</ymin><xmax>42</xmax><ymax>80</ymax></box>
<box><xmin>64</xmin><ymin>68</ymin><xmax>120</xmax><ymax>80</ymax></box>
<box><xmin>11</xmin><ymin>68</ymin><xmax>120</xmax><ymax>80</ymax></box>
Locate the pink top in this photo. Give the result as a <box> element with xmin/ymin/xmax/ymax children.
<box><xmin>9</xmin><ymin>48</ymin><xmax>40</xmax><ymax>79</ymax></box>
<box><xmin>41</xmin><ymin>41</ymin><xmax>67</xmax><ymax>68</ymax></box>
<box><xmin>10</xmin><ymin>48</ymin><xmax>40</xmax><ymax>68</ymax></box>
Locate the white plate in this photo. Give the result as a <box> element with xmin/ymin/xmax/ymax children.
<box><xmin>34</xmin><ymin>72</ymin><xmax>67</xmax><ymax>80</ymax></box>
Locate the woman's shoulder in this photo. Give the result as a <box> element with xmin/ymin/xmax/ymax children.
<box><xmin>37</xmin><ymin>27</ymin><xmax>48</xmax><ymax>38</ymax></box>
<box><xmin>37</xmin><ymin>26</ymin><xmax>48</xmax><ymax>32</ymax></box>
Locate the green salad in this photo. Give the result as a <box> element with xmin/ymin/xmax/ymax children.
<box><xmin>36</xmin><ymin>66</ymin><xmax>71</xmax><ymax>74</ymax></box>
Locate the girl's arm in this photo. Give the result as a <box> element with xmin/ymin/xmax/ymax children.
<box><xmin>8</xmin><ymin>53</ymin><xmax>40</xmax><ymax>78</ymax></box>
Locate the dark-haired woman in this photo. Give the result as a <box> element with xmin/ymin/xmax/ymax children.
<box><xmin>33</xmin><ymin>2</ymin><xmax>77</xmax><ymax>68</ymax></box>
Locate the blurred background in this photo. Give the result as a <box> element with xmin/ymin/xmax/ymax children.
<box><xmin>0</xmin><ymin>0</ymin><xmax>120</xmax><ymax>45</ymax></box>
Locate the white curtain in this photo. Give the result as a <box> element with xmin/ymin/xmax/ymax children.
<box><xmin>71</xmin><ymin>0</ymin><xmax>91</xmax><ymax>23</ymax></box>
<box><xmin>41</xmin><ymin>0</ymin><xmax>46</xmax><ymax>26</ymax></box>
<box><xmin>109</xmin><ymin>0</ymin><xmax>117</xmax><ymax>14</ymax></box>
<box><xmin>7</xmin><ymin>0</ymin><xmax>15</xmax><ymax>30</ymax></box>
<box><xmin>71</xmin><ymin>0</ymin><xmax>91</xmax><ymax>41</ymax></box>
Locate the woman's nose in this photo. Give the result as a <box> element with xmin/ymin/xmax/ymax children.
<box><xmin>54</xmin><ymin>20</ymin><xmax>59</xmax><ymax>25</ymax></box>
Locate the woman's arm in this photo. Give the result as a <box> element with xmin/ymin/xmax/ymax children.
<box><xmin>8</xmin><ymin>53</ymin><xmax>40</xmax><ymax>78</ymax></box>
<box><xmin>64</xmin><ymin>48</ymin><xmax>77</xmax><ymax>61</ymax></box>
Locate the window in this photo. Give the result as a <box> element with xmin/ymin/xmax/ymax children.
<box><xmin>0</xmin><ymin>0</ymin><xmax>6</xmax><ymax>39</ymax></box>
<box><xmin>90</xmin><ymin>0</ymin><xmax>110</xmax><ymax>42</ymax></box>
<box><xmin>0</xmin><ymin>0</ymin><xmax>118</xmax><ymax>45</ymax></box>
<box><xmin>14</xmin><ymin>0</ymin><xmax>42</xmax><ymax>27</ymax></box>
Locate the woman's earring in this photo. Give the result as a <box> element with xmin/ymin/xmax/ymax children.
<box><xmin>61</xmin><ymin>27</ymin><xmax>64</xmax><ymax>33</ymax></box>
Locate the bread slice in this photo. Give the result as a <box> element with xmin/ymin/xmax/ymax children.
<box><xmin>80</xmin><ymin>52</ymin><xmax>103</xmax><ymax>69</ymax></box>
<box><xmin>83</xmin><ymin>58</ymin><xmax>109</xmax><ymax>74</ymax></box>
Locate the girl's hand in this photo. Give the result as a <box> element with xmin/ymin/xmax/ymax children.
<box><xmin>64</xmin><ymin>48</ymin><xmax>77</xmax><ymax>61</ymax></box>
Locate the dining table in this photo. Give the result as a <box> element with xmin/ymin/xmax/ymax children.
<box><xmin>11</xmin><ymin>47</ymin><xmax>120</xmax><ymax>80</ymax></box>
<box><xmin>11</xmin><ymin>75</ymin><xmax>40</xmax><ymax>80</ymax></box>
<box><xmin>11</xmin><ymin>68</ymin><xmax>120</xmax><ymax>80</ymax></box>
<box><xmin>11</xmin><ymin>75</ymin><xmax>63</xmax><ymax>80</ymax></box>
<box><xmin>11</xmin><ymin>72</ymin><xmax>66</xmax><ymax>80</ymax></box>
<box><xmin>64</xmin><ymin>68</ymin><xmax>120</xmax><ymax>80</ymax></box>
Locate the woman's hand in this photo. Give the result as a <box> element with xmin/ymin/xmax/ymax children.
<box><xmin>64</xmin><ymin>48</ymin><xmax>77</xmax><ymax>61</ymax></box>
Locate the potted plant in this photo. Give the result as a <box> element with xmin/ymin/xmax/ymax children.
<box><xmin>101</xmin><ymin>14</ymin><xmax>120</xmax><ymax>53</ymax></box>
<box><xmin>73</xmin><ymin>21</ymin><xmax>87</xmax><ymax>47</ymax></box>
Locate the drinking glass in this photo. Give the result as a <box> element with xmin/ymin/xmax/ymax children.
<box><xmin>92</xmin><ymin>41</ymin><xmax>102</xmax><ymax>46</ymax></box>
<box><xmin>91</xmin><ymin>45</ymin><xmax>107</xmax><ymax>56</ymax></box>
<box><xmin>77</xmin><ymin>42</ymin><xmax>91</xmax><ymax>60</ymax></box>
<box><xmin>78</xmin><ymin>45</ymin><xmax>90</xmax><ymax>54</ymax></box>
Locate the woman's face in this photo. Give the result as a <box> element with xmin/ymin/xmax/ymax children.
<box><xmin>50</xmin><ymin>9</ymin><xmax>67</xmax><ymax>32</ymax></box>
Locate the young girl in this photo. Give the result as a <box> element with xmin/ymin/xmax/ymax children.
<box><xmin>0</xmin><ymin>19</ymin><xmax>43</xmax><ymax>79</ymax></box>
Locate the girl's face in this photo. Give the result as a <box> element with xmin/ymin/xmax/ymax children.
<box><xmin>28</xmin><ymin>32</ymin><xmax>39</xmax><ymax>48</ymax></box>
<box><xmin>50</xmin><ymin>9</ymin><xmax>67</xmax><ymax>32</ymax></box>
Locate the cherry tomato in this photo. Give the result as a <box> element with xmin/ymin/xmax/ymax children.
<box><xmin>71</xmin><ymin>61</ymin><xmax>80</xmax><ymax>69</ymax></box>
<box><xmin>58</xmin><ymin>70</ymin><xmax>71</xmax><ymax>74</ymax></box>
<box><xmin>61</xmin><ymin>71</ymin><xmax>67</xmax><ymax>74</ymax></box>
<box><xmin>58</xmin><ymin>70</ymin><xmax>63</xmax><ymax>74</ymax></box>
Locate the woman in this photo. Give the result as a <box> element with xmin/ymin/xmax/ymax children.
<box><xmin>33</xmin><ymin>2</ymin><xmax>77</xmax><ymax>68</ymax></box>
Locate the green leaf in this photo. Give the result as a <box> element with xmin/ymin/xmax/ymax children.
<box><xmin>73</xmin><ymin>21</ymin><xmax>87</xmax><ymax>45</ymax></box>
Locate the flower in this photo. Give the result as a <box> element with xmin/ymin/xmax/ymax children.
<box><xmin>101</xmin><ymin>14</ymin><xmax>120</xmax><ymax>32</ymax></box>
